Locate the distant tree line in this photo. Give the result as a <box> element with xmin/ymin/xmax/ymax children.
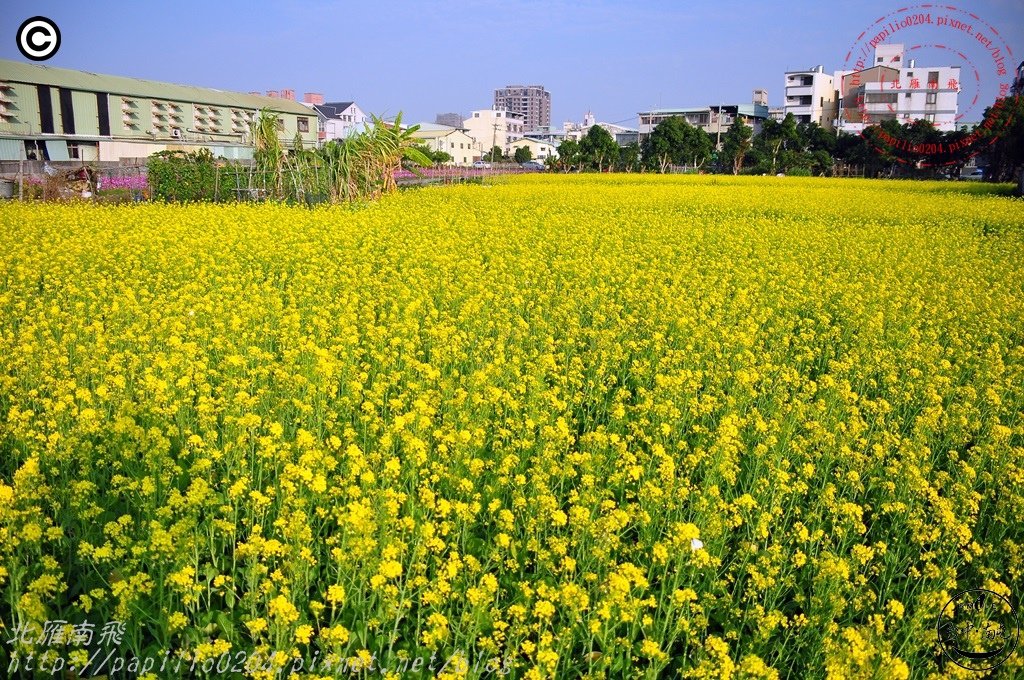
<box><xmin>553</xmin><ymin>94</ymin><xmax>1023</xmax><ymax>185</ymax></box>
<box><xmin>552</xmin><ymin>126</ymin><xmax>629</xmax><ymax>173</ymax></box>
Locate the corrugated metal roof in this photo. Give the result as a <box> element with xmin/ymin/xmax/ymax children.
<box><xmin>0</xmin><ymin>59</ymin><xmax>313</xmax><ymax>115</ymax></box>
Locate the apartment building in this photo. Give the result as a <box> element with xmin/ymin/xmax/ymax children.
<box><xmin>435</xmin><ymin>112</ymin><xmax>464</xmax><ymax>128</ymax></box>
<box><xmin>834</xmin><ymin>45</ymin><xmax>960</xmax><ymax>132</ymax></box>
<box><xmin>462</xmin><ymin>109</ymin><xmax>524</xmax><ymax>156</ymax></box>
<box><xmin>783</xmin><ymin>66</ymin><xmax>836</xmax><ymax>126</ymax></box>
<box><xmin>638</xmin><ymin>94</ymin><xmax>770</xmax><ymax>143</ymax></box>
<box><xmin>493</xmin><ymin>85</ymin><xmax>551</xmax><ymax>130</ymax></box>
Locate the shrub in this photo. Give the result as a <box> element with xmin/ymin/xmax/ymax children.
<box><xmin>146</xmin><ymin>149</ymin><xmax>219</xmax><ymax>202</ymax></box>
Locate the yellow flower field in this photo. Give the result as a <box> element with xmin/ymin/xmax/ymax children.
<box><xmin>1</xmin><ymin>175</ymin><xmax>1022</xmax><ymax>678</ymax></box>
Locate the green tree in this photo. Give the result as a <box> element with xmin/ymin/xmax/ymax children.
<box><xmin>642</xmin><ymin>116</ymin><xmax>687</xmax><ymax>172</ymax></box>
<box><xmin>937</xmin><ymin>126</ymin><xmax>978</xmax><ymax>179</ymax></box>
<box><xmin>411</xmin><ymin>143</ymin><xmax>452</xmax><ymax>165</ymax></box>
<box><xmin>579</xmin><ymin>125</ymin><xmax>619</xmax><ymax>172</ymax></box>
<box><xmin>642</xmin><ymin>116</ymin><xmax>712</xmax><ymax>172</ymax></box>
<box><xmin>147</xmin><ymin>148</ymin><xmax>218</xmax><ymax>202</ymax></box>
<box><xmin>483</xmin><ymin>145</ymin><xmax>504</xmax><ymax>162</ymax></box>
<box><xmin>721</xmin><ymin>118</ymin><xmax>753</xmax><ymax>175</ymax></box>
<box><xmin>357</xmin><ymin>113</ymin><xmax>433</xmax><ymax>195</ymax></box>
<box><xmin>616</xmin><ymin>142</ymin><xmax>642</xmax><ymax>172</ymax></box>
<box><xmin>755</xmin><ymin>113</ymin><xmax>800</xmax><ymax>174</ymax></box>
<box><xmin>514</xmin><ymin>146</ymin><xmax>533</xmax><ymax>163</ymax></box>
<box><xmin>809</xmin><ymin>149</ymin><xmax>835</xmax><ymax>176</ymax></box>
<box><xmin>976</xmin><ymin>95</ymin><xmax>1024</xmax><ymax>184</ymax></box>
<box><xmin>798</xmin><ymin>121</ymin><xmax>836</xmax><ymax>155</ymax></box>
<box><xmin>556</xmin><ymin>139</ymin><xmax>582</xmax><ymax>172</ymax></box>
<box><xmin>681</xmin><ymin>124</ymin><xmax>713</xmax><ymax>170</ymax></box>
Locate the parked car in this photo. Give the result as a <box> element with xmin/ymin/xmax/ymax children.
<box><xmin>472</xmin><ymin>160</ymin><xmax>492</xmax><ymax>169</ymax></box>
<box><xmin>961</xmin><ymin>167</ymin><xmax>985</xmax><ymax>181</ymax></box>
<box><xmin>520</xmin><ymin>160</ymin><xmax>546</xmax><ymax>171</ymax></box>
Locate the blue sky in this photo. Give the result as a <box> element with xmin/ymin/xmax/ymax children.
<box><xmin>3</xmin><ymin>0</ymin><xmax>1021</xmax><ymax>126</ymax></box>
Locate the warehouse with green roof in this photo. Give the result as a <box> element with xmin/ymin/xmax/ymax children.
<box><xmin>0</xmin><ymin>59</ymin><xmax>318</xmax><ymax>161</ymax></box>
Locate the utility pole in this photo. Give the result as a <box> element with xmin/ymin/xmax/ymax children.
<box><xmin>716</xmin><ymin>101</ymin><xmax>724</xmax><ymax>150</ymax></box>
<box><xmin>491</xmin><ymin>121</ymin><xmax>499</xmax><ymax>163</ymax></box>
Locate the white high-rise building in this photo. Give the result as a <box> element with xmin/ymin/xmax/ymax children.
<box><xmin>783</xmin><ymin>66</ymin><xmax>836</xmax><ymax>127</ymax></box>
<box><xmin>494</xmin><ymin>85</ymin><xmax>551</xmax><ymax>130</ymax></box>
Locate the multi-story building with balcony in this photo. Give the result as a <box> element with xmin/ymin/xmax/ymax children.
<box><xmin>783</xmin><ymin>66</ymin><xmax>836</xmax><ymax>127</ymax></box>
<box><xmin>834</xmin><ymin>44</ymin><xmax>961</xmax><ymax>132</ymax></box>
<box><xmin>493</xmin><ymin>85</ymin><xmax>551</xmax><ymax>131</ymax></box>
<box><xmin>638</xmin><ymin>92</ymin><xmax>770</xmax><ymax>147</ymax></box>
<box><xmin>0</xmin><ymin>59</ymin><xmax>317</xmax><ymax>161</ymax></box>
<box><xmin>435</xmin><ymin>112</ymin><xmax>465</xmax><ymax>128</ymax></box>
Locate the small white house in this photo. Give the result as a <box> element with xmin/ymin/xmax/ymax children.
<box><xmin>310</xmin><ymin>101</ymin><xmax>368</xmax><ymax>141</ymax></box>
<box><xmin>509</xmin><ymin>136</ymin><xmax>559</xmax><ymax>160</ymax></box>
<box><xmin>411</xmin><ymin>124</ymin><xmax>479</xmax><ymax>166</ymax></box>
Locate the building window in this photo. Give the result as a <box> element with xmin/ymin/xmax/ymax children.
<box><xmin>925</xmin><ymin>113</ymin><xmax>935</xmax><ymax>122</ymax></box>
<box><xmin>907</xmin><ymin>71</ymin><xmax>914</xmax><ymax>77</ymax></box>
<box><xmin>926</xmin><ymin>92</ymin><xmax>937</xmax><ymax>104</ymax></box>
<box><xmin>877</xmin><ymin>57</ymin><xmax>884</xmax><ymax>63</ymax></box>
<box><xmin>297</xmin><ymin>117</ymin><xmax>309</xmax><ymax>132</ymax></box>
<box><xmin>277</xmin><ymin>118</ymin><xmax>284</xmax><ymax>132</ymax></box>
<box><xmin>67</xmin><ymin>142</ymin><xmax>80</xmax><ymax>159</ymax></box>
<box><xmin>928</xmin><ymin>71</ymin><xmax>939</xmax><ymax>84</ymax></box>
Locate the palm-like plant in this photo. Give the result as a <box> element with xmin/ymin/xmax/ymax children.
<box><xmin>361</xmin><ymin>113</ymin><xmax>433</xmax><ymax>195</ymax></box>
<box><xmin>320</xmin><ymin>137</ymin><xmax>361</xmax><ymax>203</ymax></box>
<box><xmin>245</xmin><ymin>109</ymin><xmax>431</xmax><ymax>203</ymax></box>
<box><xmin>250</xmin><ymin>109</ymin><xmax>286</xmax><ymax>196</ymax></box>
